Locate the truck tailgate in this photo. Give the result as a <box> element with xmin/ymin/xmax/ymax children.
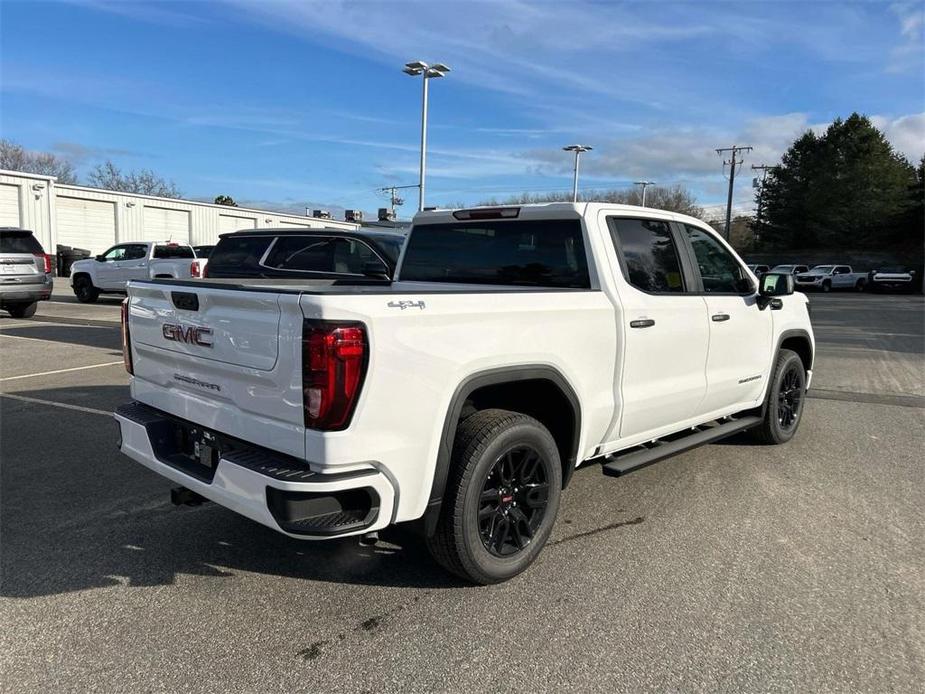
<box><xmin>126</xmin><ymin>281</ymin><xmax>305</xmax><ymax>458</ymax></box>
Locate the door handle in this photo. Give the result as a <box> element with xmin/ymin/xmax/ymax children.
<box><xmin>711</xmin><ymin>313</ymin><xmax>730</xmax><ymax>322</ymax></box>
<box><xmin>629</xmin><ymin>318</ymin><xmax>655</xmax><ymax>328</ymax></box>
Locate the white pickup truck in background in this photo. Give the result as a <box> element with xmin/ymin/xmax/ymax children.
<box><xmin>115</xmin><ymin>203</ymin><xmax>814</xmax><ymax>584</ymax></box>
<box><xmin>70</xmin><ymin>241</ymin><xmax>200</xmax><ymax>303</ymax></box>
<box><xmin>794</xmin><ymin>264</ymin><xmax>867</xmax><ymax>292</ymax></box>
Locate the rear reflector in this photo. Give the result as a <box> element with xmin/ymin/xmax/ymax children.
<box><xmin>302</xmin><ymin>320</ymin><xmax>368</xmax><ymax>431</ymax></box>
<box><xmin>452</xmin><ymin>207</ymin><xmax>520</xmax><ymax>220</ymax></box>
<box><xmin>121</xmin><ymin>299</ymin><xmax>133</xmax><ymax>375</ymax></box>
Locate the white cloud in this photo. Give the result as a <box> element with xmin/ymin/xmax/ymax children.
<box><xmin>887</xmin><ymin>2</ymin><xmax>925</xmax><ymax>73</ymax></box>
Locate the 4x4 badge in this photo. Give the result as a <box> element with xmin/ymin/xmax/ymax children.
<box><xmin>387</xmin><ymin>300</ymin><xmax>426</xmax><ymax>310</ymax></box>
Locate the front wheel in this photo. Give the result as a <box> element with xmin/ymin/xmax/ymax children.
<box><xmin>426</xmin><ymin>409</ymin><xmax>562</xmax><ymax>584</ymax></box>
<box><xmin>5</xmin><ymin>302</ymin><xmax>37</xmax><ymax>318</ymax></box>
<box><xmin>751</xmin><ymin>349</ymin><xmax>806</xmax><ymax>445</ymax></box>
<box><xmin>73</xmin><ymin>276</ymin><xmax>99</xmax><ymax>303</ymax></box>
<box><xmin>821</xmin><ymin>280</ymin><xmax>831</xmax><ymax>293</ymax></box>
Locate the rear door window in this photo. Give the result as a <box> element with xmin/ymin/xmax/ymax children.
<box><xmin>683</xmin><ymin>225</ymin><xmax>753</xmax><ymax>293</ymax></box>
<box><xmin>0</xmin><ymin>231</ymin><xmax>43</xmax><ymax>254</ymax></box>
<box><xmin>124</xmin><ymin>244</ymin><xmax>148</xmax><ymax>260</ymax></box>
<box><xmin>607</xmin><ymin>218</ymin><xmax>685</xmax><ymax>293</ymax></box>
<box><xmin>263</xmin><ymin>236</ymin><xmax>366</xmax><ymax>274</ymax></box>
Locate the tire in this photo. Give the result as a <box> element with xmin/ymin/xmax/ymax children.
<box><xmin>821</xmin><ymin>280</ymin><xmax>831</xmax><ymax>293</ymax></box>
<box><xmin>750</xmin><ymin>349</ymin><xmax>806</xmax><ymax>445</ymax></box>
<box><xmin>5</xmin><ymin>302</ymin><xmax>37</xmax><ymax>319</ymax></box>
<box><xmin>855</xmin><ymin>279</ymin><xmax>866</xmax><ymax>292</ymax></box>
<box><xmin>73</xmin><ymin>276</ymin><xmax>99</xmax><ymax>303</ymax></box>
<box><xmin>426</xmin><ymin>408</ymin><xmax>562</xmax><ymax>585</ymax></box>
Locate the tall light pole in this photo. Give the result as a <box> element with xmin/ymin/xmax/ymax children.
<box><xmin>634</xmin><ymin>180</ymin><xmax>655</xmax><ymax>207</ymax></box>
<box><xmin>403</xmin><ymin>60</ymin><xmax>450</xmax><ymax>211</ymax></box>
<box><xmin>563</xmin><ymin>144</ymin><xmax>592</xmax><ymax>202</ymax></box>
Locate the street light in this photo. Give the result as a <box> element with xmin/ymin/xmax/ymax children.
<box><xmin>403</xmin><ymin>60</ymin><xmax>450</xmax><ymax>211</ymax></box>
<box><xmin>562</xmin><ymin>144</ymin><xmax>592</xmax><ymax>202</ymax></box>
<box><xmin>634</xmin><ymin>180</ymin><xmax>655</xmax><ymax>207</ymax></box>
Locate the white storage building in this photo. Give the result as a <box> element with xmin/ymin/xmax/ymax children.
<box><xmin>0</xmin><ymin>169</ymin><xmax>358</xmax><ymax>256</ymax></box>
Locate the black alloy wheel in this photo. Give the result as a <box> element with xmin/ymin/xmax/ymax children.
<box><xmin>777</xmin><ymin>363</ymin><xmax>805</xmax><ymax>432</ymax></box>
<box><xmin>478</xmin><ymin>445</ymin><xmax>550</xmax><ymax>557</ymax></box>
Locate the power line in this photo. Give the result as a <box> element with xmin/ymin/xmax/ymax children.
<box><xmin>715</xmin><ymin>144</ymin><xmax>752</xmax><ymax>241</ymax></box>
<box><xmin>376</xmin><ymin>184</ymin><xmax>419</xmax><ymax>218</ymax></box>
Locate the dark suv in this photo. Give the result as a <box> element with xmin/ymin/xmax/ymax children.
<box><xmin>0</xmin><ymin>228</ymin><xmax>53</xmax><ymax>318</ymax></box>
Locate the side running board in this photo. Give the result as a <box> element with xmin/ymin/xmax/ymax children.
<box><xmin>601</xmin><ymin>415</ymin><xmax>762</xmax><ymax>478</ymax></box>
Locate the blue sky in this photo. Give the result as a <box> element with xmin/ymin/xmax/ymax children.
<box><xmin>1</xmin><ymin>0</ymin><xmax>923</xmax><ymax>218</ymax></box>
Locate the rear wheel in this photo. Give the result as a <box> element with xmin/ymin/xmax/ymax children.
<box><xmin>855</xmin><ymin>279</ymin><xmax>866</xmax><ymax>292</ymax></box>
<box><xmin>751</xmin><ymin>349</ymin><xmax>806</xmax><ymax>445</ymax></box>
<box><xmin>426</xmin><ymin>409</ymin><xmax>562</xmax><ymax>584</ymax></box>
<box><xmin>5</xmin><ymin>302</ymin><xmax>37</xmax><ymax>318</ymax></box>
<box><xmin>73</xmin><ymin>276</ymin><xmax>99</xmax><ymax>303</ymax></box>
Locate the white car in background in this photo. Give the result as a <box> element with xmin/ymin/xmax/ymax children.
<box><xmin>70</xmin><ymin>241</ymin><xmax>197</xmax><ymax>303</ymax></box>
<box><xmin>794</xmin><ymin>265</ymin><xmax>867</xmax><ymax>292</ymax></box>
<box><xmin>770</xmin><ymin>264</ymin><xmax>809</xmax><ymax>275</ymax></box>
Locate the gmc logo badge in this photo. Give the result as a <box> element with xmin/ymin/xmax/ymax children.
<box><xmin>162</xmin><ymin>323</ymin><xmax>213</xmax><ymax>347</ymax></box>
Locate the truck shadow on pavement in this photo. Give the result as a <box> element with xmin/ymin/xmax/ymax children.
<box><xmin>1</xmin><ymin>386</ymin><xmax>465</xmax><ymax>597</ymax></box>
<box><xmin>0</xmin><ymin>322</ymin><xmax>122</xmax><ymax>352</ymax></box>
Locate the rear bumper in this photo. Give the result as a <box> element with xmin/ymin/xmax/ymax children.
<box><xmin>114</xmin><ymin>402</ymin><xmax>396</xmax><ymax>539</ymax></box>
<box><xmin>0</xmin><ymin>275</ymin><xmax>53</xmax><ymax>304</ymax></box>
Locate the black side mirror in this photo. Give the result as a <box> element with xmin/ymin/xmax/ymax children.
<box><xmin>362</xmin><ymin>261</ymin><xmax>390</xmax><ymax>280</ymax></box>
<box><xmin>757</xmin><ymin>272</ymin><xmax>793</xmax><ymax>310</ymax></box>
<box><xmin>95</xmin><ymin>254</ymin><xmax>106</xmax><ymax>262</ymax></box>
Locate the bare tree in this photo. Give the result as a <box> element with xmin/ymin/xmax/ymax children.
<box><xmin>0</xmin><ymin>139</ymin><xmax>78</xmax><ymax>184</ymax></box>
<box><xmin>87</xmin><ymin>160</ymin><xmax>181</xmax><ymax>198</ymax></box>
<box><xmin>477</xmin><ymin>184</ymin><xmax>704</xmax><ymax>218</ymax></box>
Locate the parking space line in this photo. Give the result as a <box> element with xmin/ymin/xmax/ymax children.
<box><xmin>0</xmin><ymin>361</ymin><xmax>124</xmax><ymax>382</ymax></box>
<box><xmin>0</xmin><ymin>392</ymin><xmax>113</xmax><ymax>416</ymax></box>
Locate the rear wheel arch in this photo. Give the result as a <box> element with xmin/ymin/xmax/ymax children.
<box><xmin>423</xmin><ymin>365</ymin><xmax>581</xmax><ymax>535</ymax></box>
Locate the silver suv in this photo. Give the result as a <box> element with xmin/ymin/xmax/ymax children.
<box><xmin>0</xmin><ymin>228</ymin><xmax>53</xmax><ymax>318</ymax></box>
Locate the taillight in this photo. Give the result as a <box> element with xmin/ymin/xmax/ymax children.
<box><xmin>302</xmin><ymin>320</ymin><xmax>368</xmax><ymax>431</ymax></box>
<box><xmin>121</xmin><ymin>299</ymin><xmax>133</xmax><ymax>375</ymax></box>
<box><xmin>190</xmin><ymin>260</ymin><xmax>201</xmax><ymax>278</ymax></box>
<box><xmin>202</xmin><ymin>263</ymin><xmax>209</xmax><ymax>278</ymax></box>
<box><xmin>35</xmin><ymin>253</ymin><xmax>52</xmax><ymax>274</ymax></box>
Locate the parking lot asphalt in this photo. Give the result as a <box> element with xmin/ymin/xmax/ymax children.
<box><xmin>1</xmin><ymin>283</ymin><xmax>923</xmax><ymax>693</ymax></box>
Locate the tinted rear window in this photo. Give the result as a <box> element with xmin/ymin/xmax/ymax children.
<box><xmin>0</xmin><ymin>231</ymin><xmax>43</xmax><ymax>254</ymax></box>
<box><xmin>206</xmin><ymin>236</ymin><xmax>273</xmax><ymax>277</ymax></box>
<box><xmin>608</xmin><ymin>218</ymin><xmax>684</xmax><ymax>293</ymax></box>
<box><xmin>400</xmin><ymin>220</ymin><xmax>590</xmax><ymax>288</ymax></box>
<box><xmin>153</xmin><ymin>245</ymin><xmax>194</xmax><ymax>259</ymax></box>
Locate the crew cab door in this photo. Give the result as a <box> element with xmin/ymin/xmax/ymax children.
<box><xmin>605</xmin><ymin>216</ymin><xmax>710</xmax><ymax>439</ymax></box>
<box><xmin>680</xmin><ymin>224</ymin><xmax>773</xmax><ymax>413</ymax></box>
<box><xmin>94</xmin><ymin>244</ymin><xmax>133</xmax><ymax>289</ymax></box>
<box><xmin>119</xmin><ymin>244</ymin><xmax>150</xmax><ymax>283</ymax></box>
<box><xmin>832</xmin><ymin>265</ymin><xmax>853</xmax><ymax>288</ymax></box>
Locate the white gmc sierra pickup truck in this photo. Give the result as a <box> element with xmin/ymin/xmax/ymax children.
<box><xmin>71</xmin><ymin>241</ymin><xmax>199</xmax><ymax>302</ymax></box>
<box><xmin>115</xmin><ymin>203</ymin><xmax>814</xmax><ymax>584</ymax></box>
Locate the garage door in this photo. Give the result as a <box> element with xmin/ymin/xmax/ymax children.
<box><xmin>219</xmin><ymin>214</ymin><xmax>257</xmax><ymax>233</ymax></box>
<box><xmin>0</xmin><ymin>184</ymin><xmax>21</xmax><ymax>227</ymax></box>
<box><xmin>56</xmin><ymin>196</ymin><xmax>117</xmax><ymax>253</ymax></box>
<box><xmin>143</xmin><ymin>206</ymin><xmax>190</xmax><ymax>242</ymax></box>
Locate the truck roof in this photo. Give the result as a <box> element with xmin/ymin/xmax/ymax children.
<box><xmin>413</xmin><ymin>202</ymin><xmax>709</xmax><ymax>228</ymax></box>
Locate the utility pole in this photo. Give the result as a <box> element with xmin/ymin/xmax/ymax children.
<box><xmin>715</xmin><ymin>145</ymin><xmax>753</xmax><ymax>241</ymax></box>
<box><xmin>377</xmin><ymin>184</ymin><xmax>418</xmax><ymax>219</ymax></box>
<box><xmin>634</xmin><ymin>180</ymin><xmax>655</xmax><ymax>207</ymax></box>
<box><xmin>751</xmin><ymin>164</ymin><xmax>772</xmax><ymax>242</ymax></box>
